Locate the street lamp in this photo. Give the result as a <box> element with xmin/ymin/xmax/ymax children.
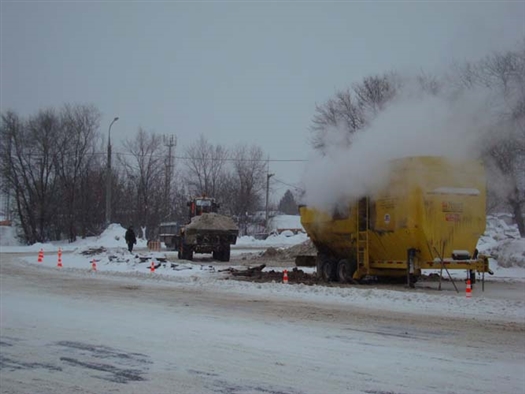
<box><xmin>105</xmin><ymin>116</ymin><xmax>119</xmax><ymax>227</ymax></box>
<box><xmin>265</xmin><ymin>172</ymin><xmax>274</xmax><ymax>232</ymax></box>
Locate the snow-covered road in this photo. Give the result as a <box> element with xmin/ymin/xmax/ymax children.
<box><xmin>1</xmin><ymin>256</ymin><xmax>524</xmax><ymax>394</ymax></box>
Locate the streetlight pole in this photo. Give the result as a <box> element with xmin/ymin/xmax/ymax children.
<box><xmin>105</xmin><ymin>117</ymin><xmax>119</xmax><ymax>227</ymax></box>
<box><xmin>265</xmin><ymin>172</ymin><xmax>274</xmax><ymax>233</ymax></box>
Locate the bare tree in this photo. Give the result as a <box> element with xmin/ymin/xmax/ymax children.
<box><xmin>352</xmin><ymin>72</ymin><xmax>400</xmax><ymax>118</ymax></box>
<box><xmin>416</xmin><ymin>70</ymin><xmax>442</xmax><ymax>96</ymax></box>
<box><xmin>310</xmin><ymin>72</ymin><xmax>400</xmax><ymax>152</ymax></box>
<box><xmin>119</xmin><ymin>128</ymin><xmax>166</xmax><ymax>238</ymax></box>
<box><xmin>460</xmin><ymin>46</ymin><xmax>525</xmax><ymax>236</ymax></box>
<box><xmin>183</xmin><ymin>135</ymin><xmax>229</xmax><ymax>198</ymax></box>
<box><xmin>54</xmin><ymin>104</ymin><xmax>100</xmax><ymax>241</ymax></box>
<box><xmin>311</xmin><ymin>90</ymin><xmax>365</xmax><ymax>151</ymax></box>
<box><xmin>229</xmin><ymin>144</ymin><xmax>266</xmax><ymax>233</ymax></box>
<box><xmin>0</xmin><ymin>109</ymin><xmax>63</xmax><ymax>243</ymax></box>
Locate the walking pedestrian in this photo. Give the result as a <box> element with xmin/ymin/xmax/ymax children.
<box><xmin>125</xmin><ymin>226</ymin><xmax>137</xmax><ymax>253</ymax></box>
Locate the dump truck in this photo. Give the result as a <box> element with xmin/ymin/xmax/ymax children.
<box><xmin>159</xmin><ymin>221</ymin><xmax>180</xmax><ymax>250</ymax></box>
<box><xmin>299</xmin><ymin>156</ymin><xmax>492</xmax><ymax>286</ymax></box>
<box><xmin>161</xmin><ymin>196</ymin><xmax>239</xmax><ymax>262</ymax></box>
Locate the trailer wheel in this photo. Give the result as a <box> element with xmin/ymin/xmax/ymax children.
<box><xmin>320</xmin><ymin>260</ymin><xmax>337</xmax><ymax>282</ymax></box>
<box><xmin>221</xmin><ymin>245</ymin><xmax>231</xmax><ymax>262</ymax></box>
<box><xmin>181</xmin><ymin>245</ymin><xmax>193</xmax><ymax>261</ymax></box>
<box><xmin>337</xmin><ymin>259</ymin><xmax>357</xmax><ymax>283</ymax></box>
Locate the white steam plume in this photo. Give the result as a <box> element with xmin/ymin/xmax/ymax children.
<box><xmin>301</xmin><ymin>85</ymin><xmax>498</xmax><ymax>211</ymax></box>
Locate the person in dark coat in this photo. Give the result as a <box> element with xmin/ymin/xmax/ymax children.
<box><xmin>125</xmin><ymin>226</ymin><xmax>137</xmax><ymax>253</ymax></box>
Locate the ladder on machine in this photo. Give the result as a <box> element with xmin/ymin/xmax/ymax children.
<box><xmin>356</xmin><ymin>197</ymin><xmax>370</xmax><ymax>269</ymax></box>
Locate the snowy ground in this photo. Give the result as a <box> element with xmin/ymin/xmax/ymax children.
<box><xmin>1</xmin><ymin>258</ymin><xmax>524</xmax><ymax>394</ymax></box>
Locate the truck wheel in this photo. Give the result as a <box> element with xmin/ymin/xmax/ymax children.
<box><xmin>212</xmin><ymin>251</ymin><xmax>219</xmax><ymax>260</ymax></box>
<box><xmin>320</xmin><ymin>260</ymin><xmax>337</xmax><ymax>282</ymax></box>
<box><xmin>221</xmin><ymin>245</ymin><xmax>231</xmax><ymax>262</ymax></box>
<box><xmin>337</xmin><ymin>259</ymin><xmax>357</xmax><ymax>283</ymax></box>
<box><xmin>182</xmin><ymin>245</ymin><xmax>193</xmax><ymax>261</ymax></box>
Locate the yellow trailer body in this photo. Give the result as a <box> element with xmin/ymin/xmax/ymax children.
<box><xmin>300</xmin><ymin>156</ymin><xmax>490</xmax><ymax>281</ymax></box>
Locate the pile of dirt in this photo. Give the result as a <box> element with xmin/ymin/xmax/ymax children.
<box><xmin>252</xmin><ymin>268</ymin><xmax>320</xmax><ymax>284</ymax></box>
<box><xmin>79</xmin><ymin>247</ymin><xmax>106</xmax><ymax>256</ymax></box>
<box><xmin>259</xmin><ymin>239</ymin><xmax>317</xmax><ymax>261</ymax></box>
<box><xmin>285</xmin><ymin>239</ymin><xmax>316</xmax><ymax>256</ymax></box>
<box><xmin>185</xmin><ymin>213</ymin><xmax>238</xmax><ymax>232</ymax></box>
<box><xmin>222</xmin><ymin>265</ymin><xmax>321</xmax><ymax>285</ymax></box>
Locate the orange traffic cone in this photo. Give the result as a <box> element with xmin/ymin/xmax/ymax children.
<box><xmin>57</xmin><ymin>248</ymin><xmax>63</xmax><ymax>268</ymax></box>
<box><xmin>38</xmin><ymin>249</ymin><xmax>43</xmax><ymax>263</ymax></box>
<box><xmin>283</xmin><ymin>269</ymin><xmax>288</xmax><ymax>284</ymax></box>
<box><xmin>150</xmin><ymin>261</ymin><xmax>155</xmax><ymax>273</ymax></box>
<box><xmin>466</xmin><ymin>279</ymin><xmax>472</xmax><ymax>298</ymax></box>
<box><xmin>91</xmin><ymin>260</ymin><xmax>97</xmax><ymax>271</ymax></box>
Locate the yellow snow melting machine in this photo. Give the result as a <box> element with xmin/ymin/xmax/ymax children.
<box><xmin>299</xmin><ymin>156</ymin><xmax>493</xmax><ymax>287</ymax></box>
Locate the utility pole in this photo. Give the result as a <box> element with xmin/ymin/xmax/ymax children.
<box><xmin>4</xmin><ymin>136</ymin><xmax>11</xmax><ymax>222</ymax></box>
<box><xmin>265</xmin><ymin>157</ymin><xmax>274</xmax><ymax>233</ymax></box>
<box><xmin>105</xmin><ymin>117</ymin><xmax>119</xmax><ymax>227</ymax></box>
<box><xmin>163</xmin><ymin>135</ymin><xmax>176</xmax><ymax>220</ymax></box>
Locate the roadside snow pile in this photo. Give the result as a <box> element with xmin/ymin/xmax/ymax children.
<box><xmin>237</xmin><ymin>231</ymin><xmax>308</xmax><ymax>247</ymax></box>
<box><xmin>0</xmin><ymin>223</ymin><xmax>149</xmax><ymax>253</ymax></box>
<box><xmin>0</xmin><ymin>225</ymin><xmax>21</xmax><ymax>247</ymax></box>
<box><xmin>478</xmin><ymin>214</ymin><xmax>525</xmax><ymax>268</ymax></box>
<box><xmin>268</xmin><ymin>215</ymin><xmax>303</xmax><ymax>231</ymax></box>
<box><xmin>484</xmin><ymin>239</ymin><xmax>525</xmax><ymax>268</ymax></box>
<box><xmin>68</xmin><ymin>224</ymin><xmax>149</xmax><ymax>250</ymax></box>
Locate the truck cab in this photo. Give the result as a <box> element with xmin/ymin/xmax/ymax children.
<box><xmin>188</xmin><ymin>197</ymin><xmax>219</xmax><ymax>218</ymax></box>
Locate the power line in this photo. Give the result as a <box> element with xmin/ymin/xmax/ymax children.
<box><xmin>272</xmin><ymin>177</ymin><xmax>305</xmax><ymax>191</ymax></box>
<box><xmin>103</xmin><ymin>151</ymin><xmax>308</xmax><ymax>162</ymax></box>
<box><xmin>11</xmin><ymin>150</ymin><xmax>308</xmax><ymax>163</ymax></box>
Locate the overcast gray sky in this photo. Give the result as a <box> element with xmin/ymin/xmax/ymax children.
<box><xmin>2</xmin><ymin>1</ymin><xmax>524</xmax><ymax>200</ymax></box>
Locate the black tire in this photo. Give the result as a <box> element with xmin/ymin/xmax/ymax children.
<box><xmin>316</xmin><ymin>255</ymin><xmax>324</xmax><ymax>275</ymax></box>
<box><xmin>212</xmin><ymin>250</ymin><xmax>219</xmax><ymax>260</ymax></box>
<box><xmin>221</xmin><ymin>245</ymin><xmax>231</xmax><ymax>262</ymax></box>
<box><xmin>337</xmin><ymin>259</ymin><xmax>357</xmax><ymax>283</ymax></box>
<box><xmin>320</xmin><ymin>260</ymin><xmax>337</xmax><ymax>282</ymax></box>
<box><xmin>178</xmin><ymin>250</ymin><xmax>182</xmax><ymax>260</ymax></box>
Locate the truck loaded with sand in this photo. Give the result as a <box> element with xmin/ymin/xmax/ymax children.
<box><xmin>159</xmin><ymin>197</ymin><xmax>238</xmax><ymax>262</ymax></box>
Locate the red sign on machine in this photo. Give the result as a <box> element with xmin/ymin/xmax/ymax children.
<box><xmin>445</xmin><ymin>213</ymin><xmax>461</xmax><ymax>222</ymax></box>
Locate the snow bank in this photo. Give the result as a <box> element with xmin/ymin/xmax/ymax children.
<box><xmin>268</xmin><ymin>215</ymin><xmax>303</xmax><ymax>231</ymax></box>
<box><xmin>0</xmin><ymin>223</ymin><xmax>148</xmax><ymax>253</ymax></box>
<box><xmin>0</xmin><ymin>225</ymin><xmax>21</xmax><ymax>247</ymax></box>
<box><xmin>478</xmin><ymin>214</ymin><xmax>525</xmax><ymax>268</ymax></box>
<box><xmin>236</xmin><ymin>231</ymin><xmax>308</xmax><ymax>247</ymax></box>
